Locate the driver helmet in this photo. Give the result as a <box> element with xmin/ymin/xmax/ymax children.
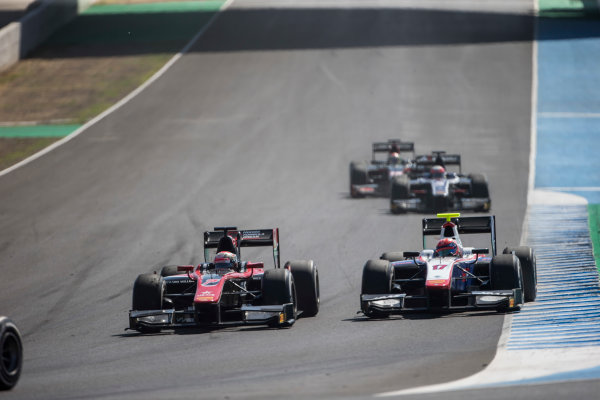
<box><xmin>214</xmin><ymin>251</ymin><xmax>237</xmax><ymax>274</ymax></box>
<box><xmin>431</xmin><ymin>165</ymin><xmax>445</xmax><ymax>179</ymax></box>
<box><xmin>388</xmin><ymin>152</ymin><xmax>401</xmax><ymax>165</ymax></box>
<box><xmin>435</xmin><ymin>238</ymin><xmax>462</xmax><ymax>257</ymax></box>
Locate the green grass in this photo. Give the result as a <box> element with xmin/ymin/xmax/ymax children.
<box><xmin>539</xmin><ymin>0</ymin><xmax>599</xmax><ymax>17</ymax></box>
<box><xmin>0</xmin><ymin>138</ymin><xmax>60</xmax><ymax>171</ymax></box>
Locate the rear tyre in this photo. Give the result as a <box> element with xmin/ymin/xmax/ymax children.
<box><xmin>132</xmin><ymin>273</ymin><xmax>165</xmax><ymax>333</ymax></box>
<box><xmin>262</xmin><ymin>269</ymin><xmax>297</xmax><ymax>327</ymax></box>
<box><xmin>286</xmin><ymin>260</ymin><xmax>319</xmax><ymax>317</ymax></box>
<box><xmin>350</xmin><ymin>161</ymin><xmax>368</xmax><ymax>198</ymax></box>
<box><xmin>160</xmin><ymin>265</ymin><xmax>180</xmax><ymax>277</ymax></box>
<box><xmin>490</xmin><ymin>254</ymin><xmax>523</xmax><ymax>311</ymax></box>
<box><xmin>380</xmin><ymin>252</ymin><xmax>405</xmax><ymax>262</ymax></box>
<box><xmin>390</xmin><ymin>176</ymin><xmax>410</xmax><ymax>214</ymax></box>
<box><xmin>503</xmin><ymin>246</ymin><xmax>537</xmax><ymax>302</ymax></box>
<box><xmin>0</xmin><ymin>317</ymin><xmax>22</xmax><ymax>391</ymax></box>
<box><xmin>361</xmin><ymin>259</ymin><xmax>393</xmax><ymax>318</ymax></box>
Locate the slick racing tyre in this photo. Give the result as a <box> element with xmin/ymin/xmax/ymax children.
<box><xmin>286</xmin><ymin>260</ymin><xmax>320</xmax><ymax>317</ymax></box>
<box><xmin>361</xmin><ymin>259</ymin><xmax>393</xmax><ymax>318</ymax></box>
<box><xmin>350</xmin><ymin>161</ymin><xmax>368</xmax><ymax>198</ymax></box>
<box><xmin>380</xmin><ymin>252</ymin><xmax>405</xmax><ymax>262</ymax></box>
<box><xmin>390</xmin><ymin>176</ymin><xmax>410</xmax><ymax>214</ymax></box>
<box><xmin>503</xmin><ymin>246</ymin><xmax>537</xmax><ymax>302</ymax></box>
<box><xmin>490</xmin><ymin>254</ymin><xmax>523</xmax><ymax>311</ymax></box>
<box><xmin>0</xmin><ymin>317</ymin><xmax>22</xmax><ymax>391</ymax></box>
<box><xmin>468</xmin><ymin>173</ymin><xmax>491</xmax><ymax>211</ymax></box>
<box><xmin>132</xmin><ymin>273</ymin><xmax>165</xmax><ymax>333</ymax></box>
<box><xmin>160</xmin><ymin>265</ymin><xmax>180</xmax><ymax>277</ymax></box>
<box><xmin>262</xmin><ymin>269</ymin><xmax>297</xmax><ymax>327</ymax></box>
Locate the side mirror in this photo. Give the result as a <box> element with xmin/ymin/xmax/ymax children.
<box><xmin>403</xmin><ymin>251</ymin><xmax>420</xmax><ymax>258</ymax></box>
<box><xmin>472</xmin><ymin>248</ymin><xmax>489</xmax><ymax>254</ymax></box>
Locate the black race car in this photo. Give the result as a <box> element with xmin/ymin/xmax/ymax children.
<box><xmin>349</xmin><ymin>139</ymin><xmax>415</xmax><ymax>198</ymax></box>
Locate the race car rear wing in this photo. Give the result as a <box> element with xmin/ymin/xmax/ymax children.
<box><xmin>372</xmin><ymin>139</ymin><xmax>415</xmax><ymax>160</ymax></box>
<box><xmin>422</xmin><ymin>215</ymin><xmax>496</xmax><ymax>255</ymax></box>
<box><xmin>204</xmin><ymin>227</ymin><xmax>281</xmax><ymax>268</ymax></box>
<box><xmin>414</xmin><ymin>151</ymin><xmax>462</xmax><ymax>173</ymax></box>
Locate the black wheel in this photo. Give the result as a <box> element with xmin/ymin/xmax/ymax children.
<box><xmin>361</xmin><ymin>259</ymin><xmax>393</xmax><ymax>318</ymax></box>
<box><xmin>490</xmin><ymin>254</ymin><xmax>523</xmax><ymax>311</ymax></box>
<box><xmin>160</xmin><ymin>265</ymin><xmax>180</xmax><ymax>277</ymax></box>
<box><xmin>390</xmin><ymin>176</ymin><xmax>410</xmax><ymax>214</ymax></box>
<box><xmin>469</xmin><ymin>174</ymin><xmax>490</xmax><ymax>211</ymax></box>
<box><xmin>503</xmin><ymin>246</ymin><xmax>537</xmax><ymax>302</ymax></box>
<box><xmin>132</xmin><ymin>273</ymin><xmax>165</xmax><ymax>333</ymax></box>
<box><xmin>380</xmin><ymin>252</ymin><xmax>405</xmax><ymax>262</ymax></box>
<box><xmin>286</xmin><ymin>260</ymin><xmax>319</xmax><ymax>317</ymax></box>
<box><xmin>350</xmin><ymin>161</ymin><xmax>368</xmax><ymax>198</ymax></box>
<box><xmin>262</xmin><ymin>269</ymin><xmax>297</xmax><ymax>326</ymax></box>
<box><xmin>0</xmin><ymin>317</ymin><xmax>22</xmax><ymax>391</ymax></box>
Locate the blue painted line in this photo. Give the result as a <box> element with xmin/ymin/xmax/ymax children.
<box><xmin>512</xmin><ymin>323</ymin><xmax>600</xmax><ymax>333</ymax></box>
<box><xmin>511</xmin><ymin>329</ymin><xmax>600</xmax><ymax>338</ymax></box>
<box><xmin>508</xmin><ymin>340</ymin><xmax>600</xmax><ymax>350</ymax></box>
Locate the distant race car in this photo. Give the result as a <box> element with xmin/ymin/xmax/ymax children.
<box><xmin>360</xmin><ymin>213</ymin><xmax>537</xmax><ymax>317</ymax></box>
<box><xmin>0</xmin><ymin>316</ymin><xmax>22</xmax><ymax>390</ymax></box>
<box><xmin>349</xmin><ymin>139</ymin><xmax>415</xmax><ymax>198</ymax></box>
<box><xmin>390</xmin><ymin>151</ymin><xmax>491</xmax><ymax>213</ymax></box>
<box><xmin>129</xmin><ymin>227</ymin><xmax>319</xmax><ymax>333</ymax></box>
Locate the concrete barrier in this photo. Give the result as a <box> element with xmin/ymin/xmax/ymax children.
<box><xmin>0</xmin><ymin>0</ymin><xmax>96</xmax><ymax>72</ymax></box>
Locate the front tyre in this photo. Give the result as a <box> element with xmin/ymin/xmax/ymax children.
<box><xmin>490</xmin><ymin>254</ymin><xmax>523</xmax><ymax>311</ymax></box>
<box><xmin>0</xmin><ymin>317</ymin><xmax>23</xmax><ymax>391</ymax></box>
<box><xmin>361</xmin><ymin>259</ymin><xmax>393</xmax><ymax>318</ymax></box>
<box><xmin>503</xmin><ymin>246</ymin><xmax>537</xmax><ymax>302</ymax></box>
<box><xmin>350</xmin><ymin>161</ymin><xmax>368</xmax><ymax>198</ymax></box>
<box><xmin>262</xmin><ymin>269</ymin><xmax>297</xmax><ymax>327</ymax></box>
<box><xmin>286</xmin><ymin>260</ymin><xmax>319</xmax><ymax>317</ymax></box>
<box><xmin>132</xmin><ymin>273</ymin><xmax>165</xmax><ymax>333</ymax></box>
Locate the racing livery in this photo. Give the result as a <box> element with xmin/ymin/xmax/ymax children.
<box><xmin>390</xmin><ymin>151</ymin><xmax>491</xmax><ymax>213</ymax></box>
<box><xmin>129</xmin><ymin>227</ymin><xmax>319</xmax><ymax>332</ymax></box>
<box><xmin>360</xmin><ymin>213</ymin><xmax>537</xmax><ymax>317</ymax></box>
<box><xmin>349</xmin><ymin>139</ymin><xmax>415</xmax><ymax>198</ymax></box>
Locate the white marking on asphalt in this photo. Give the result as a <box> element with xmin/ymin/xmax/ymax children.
<box><xmin>0</xmin><ymin>0</ymin><xmax>236</xmax><ymax>178</ymax></box>
<box><xmin>543</xmin><ymin>187</ymin><xmax>600</xmax><ymax>192</ymax></box>
<box><xmin>539</xmin><ymin>112</ymin><xmax>600</xmax><ymax>118</ymax></box>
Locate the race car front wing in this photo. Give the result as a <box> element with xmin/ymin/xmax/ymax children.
<box><xmin>360</xmin><ymin>288</ymin><xmax>522</xmax><ymax>314</ymax></box>
<box><xmin>129</xmin><ymin>303</ymin><xmax>296</xmax><ymax>330</ymax></box>
<box><xmin>391</xmin><ymin>197</ymin><xmax>491</xmax><ymax>212</ymax></box>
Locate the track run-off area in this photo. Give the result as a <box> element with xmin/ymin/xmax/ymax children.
<box><xmin>0</xmin><ymin>1</ymin><xmax>599</xmax><ymax>399</ymax></box>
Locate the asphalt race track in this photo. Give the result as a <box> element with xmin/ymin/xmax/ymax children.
<box><xmin>0</xmin><ymin>1</ymin><xmax>537</xmax><ymax>399</ymax></box>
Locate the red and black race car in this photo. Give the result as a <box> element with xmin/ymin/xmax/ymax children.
<box><xmin>128</xmin><ymin>227</ymin><xmax>319</xmax><ymax>333</ymax></box>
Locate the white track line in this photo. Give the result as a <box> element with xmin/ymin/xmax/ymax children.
<box><xmin>0</xmin><ymin>0</ymin><xmax>235</xmax><ymax>179</ymax></box>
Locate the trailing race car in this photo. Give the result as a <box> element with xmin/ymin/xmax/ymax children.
<box><xmin>360</xmin><ymin>213</ymin><xmax>537</xmax><ymax>317</ymax></box>
<box><xmin>0</xmin><ymin>316</ymin><xmax>22</xmax><ymax>390</ymax></box>
<box><xmin>129</xmin><ymin>227</ymin><xmax>319</xmax><ymax>333</ymax></box>
<box><xmin>390</xmin><ymin>151</ymin><xmax>491</xmax><ymax>213</ymax></box>
<box><xmin>349</xmin><ymin>139</ymin><xmax>415</xmax><ymax>198</ymax></box>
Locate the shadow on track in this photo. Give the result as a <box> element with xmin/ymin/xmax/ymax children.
<box><xmin>26</xmin><ymin>6</ymin><xmax>600</xmax><ymax>60</ymax></box>
<box><xmin>345</xmin><ymin>309</ymin><xmax>505</xmax><ymax>323</ymax></box>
